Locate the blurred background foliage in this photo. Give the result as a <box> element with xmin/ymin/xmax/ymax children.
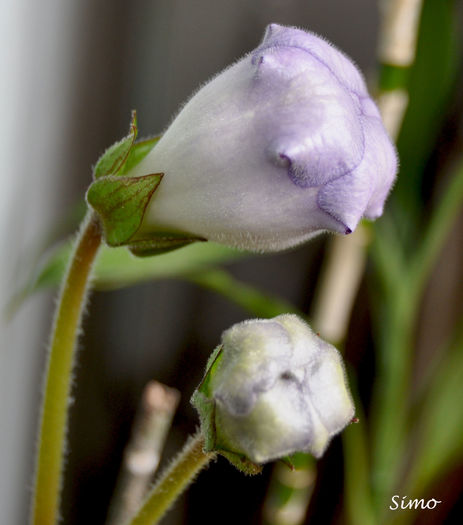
<box><xmin>2</xmin><ymin>0</ymin><xmax>463</xmax><ymax>524</ymax></box>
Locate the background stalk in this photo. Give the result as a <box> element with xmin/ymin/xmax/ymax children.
<box><xmin>106</xmin><ymin>381</ymin><xmax>180</xmax><ymax>525</ymax></box>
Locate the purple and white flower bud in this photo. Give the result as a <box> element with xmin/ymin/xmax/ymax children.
<box><xmin>131</xmin><ymin>24</ymin><xmax>397</xmax><ymax>252</ymax></box>
<box><xmin>192</xmin><ymin>314</ymin><xmax>355</xmax><ymax>465</ymax></box>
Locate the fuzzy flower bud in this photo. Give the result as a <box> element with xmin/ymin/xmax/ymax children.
<box><xmin>191</xmin><ymin>314</ymin><xmax>355</xmax><ymax>470</ymax></box>
<box><xmin>129</xmin><ymin>23</ymin><xmax>397</xmax><ymax>252</ymax></box>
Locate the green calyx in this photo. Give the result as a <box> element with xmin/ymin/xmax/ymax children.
<box><xmin>129</xmin><ymin>233</ymin><xmax>205</xmax><ymax>257</ymax></box>
<box><xmin>93</xmin><ymin>110</ymin><xmax>162</xmax><ymax>180</ymax></box>
<box><xmin>86</xmin><ymin>173</ymin><xmax>163</xmax><ymax>246</ymax></box>
<box><xmin>191</xmin><ymin>345</ymin><xmax>263</xmax><ymax>476</ymax></box>
<box><xmin>87</xmin><ymin>111</ymin><xmax>203</xmax><ymax>256</ymax></box>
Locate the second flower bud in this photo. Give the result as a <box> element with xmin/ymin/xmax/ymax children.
<box><xmin>192</xmin><ymin>314</ymin><xmax>355</xmax><ymax>472</ymax></box>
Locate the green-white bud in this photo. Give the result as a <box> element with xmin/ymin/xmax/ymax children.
<box><xmin>191</xmin><ymin>314</ymin><xmax>354</xmax><ymax>472</ymax></box>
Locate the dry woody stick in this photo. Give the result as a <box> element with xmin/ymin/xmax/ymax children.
<box><xmin>107</xmin><ymin>381</ymin><xmax>180</xmax><ymax>525</ymax></box>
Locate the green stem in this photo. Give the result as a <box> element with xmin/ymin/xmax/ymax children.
<box><xmin>129</xmin><ymin>432</ymin><xmax>214</xmax><ymax>525</ymax></box>
<box><xmin>31</xmin><ymin>213</ymin><xmax>102</xmax><ymax>525</ymax></box>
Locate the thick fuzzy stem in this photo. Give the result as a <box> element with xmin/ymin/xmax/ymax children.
<box><xmin>130</xmin><ymin>433</ymin><xmax>215</xmax><ymax>525</ymax></box>
<box><xmin>31</xmin><ymin>213</ymin><xmax>102</xmax><ymax>525</ymax></box>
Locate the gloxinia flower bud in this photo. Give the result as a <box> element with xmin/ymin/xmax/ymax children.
<box><xmin>191</xmin><ymin>314</ymin><xmax>354</xmax><ymax>469</ymax></box>
<box><xmin>128</xmin><ymin>23</ymin><xmax>397</xmax><ymax>252</ymax></box>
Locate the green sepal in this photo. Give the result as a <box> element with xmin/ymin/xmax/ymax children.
<box><xmin>279</xmin><ymin>456</ymin><xmax>295</xmax><ymax>471</ymax></box>
<box><xmin>128</xmin><ymin>233</ymin><xmax>205</xmax><ymax>257</ymax></box>
<box><xmin>86</xmin><ymin>173</ymin><xmax>163</xmax><ymax>246</ymax></box>
<box><xmin>191</xmin><ymin>345</ymin><xmax>262</xmax><ymax>476</ymax></box>
<box><xmin>196</xmin><ymin>344</ymin><xmax>224</xmax><ymax>397</ymax></box>
<box><xmin>191</xmin><ymin>391</ymin><xmax>262</xmax><ymax>476</ymax></box>
<box><xmin>120</xmin><ymin>136</ymin><xmax>161</xmax><ymax>175</ymax></box>
<box><xmin>288</xmin><ymin>451</ymin><xmax>315</xmax><ymax>469</ymax></box>
<box><xmin>191</xmin><ymin>391</ymin><xmax>217</xmax><ymax>452</ymax></box>
<box><xmin>93</xmin><ymin>111</ymin><xmax>138</xmax><ymax>178</ymax></box>
<box><xmin>191</xmin><ymin>345</ymin><xmax>224</xmax><ymax>450</ymax></box>
<box><xmin>218</xmin><ymin>450</ymin><xmax>263</xmax><ymax>476</ymax></box>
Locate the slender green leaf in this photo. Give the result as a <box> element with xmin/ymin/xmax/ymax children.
<box><xmin>36</xmin><ymin>242</ymin><xmax>248</xmax><ymax>291</ymax></box>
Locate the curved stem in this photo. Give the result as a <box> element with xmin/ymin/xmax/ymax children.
<box><xmin>31</xmin><ymin>213</ymin><xmax>102</xmax><ymax>525</ymax></box>
<box><xmin>129</xmin><ymin>433</ymin><xmax>215</xmax><ymax>525</ymax></box>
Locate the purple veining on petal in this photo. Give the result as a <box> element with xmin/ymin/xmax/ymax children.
<box><xmin>260</xmin><ymin>43</ymin><xmax>365</xmax><ymax>100</ymax></box>
<box><xmin>315</xmin><ymin>203</ymin><xmax>355</xmax><ymax>236</ymax></box>
<box><xmin>251</xmin><ymin>53</ymin><xmax>265</xmax><ymax>66</ymax></box>
<box><xmin>254</xmin><ymin>26</ymin><xmax>395</xmax><ymax>229</ymax></box>
<box><xmin>267</xmin><ymin>117</ymin><xmax>367</xmax><ymax>190</ymax></box>
<box><xmin>254</xmin><ymin>43</ymin><xmax>367</xmax><ymax>189</ymax></box>
<box><xmin>317</xmin><ymin>171</ymin><xmax>372</xmax><ymax>234</ymax></box>
<box><xmin>254</xmin><ymin>24</ymin><xmax>368</xmax><ymax>99</ymax></box>
<box><xmin>266</xmin><ymin>113</ymin><xmax>366</xmax><ymax>189</ymax></box>
<box><xmin>316</xmin><ymin>113</ymin><xmax>397</xmax><ymax>233</ymax></box>
<box><xmin>360</xmin><ymin>96</ymin><xmax>381</xmax><ymax>119</ymax></box>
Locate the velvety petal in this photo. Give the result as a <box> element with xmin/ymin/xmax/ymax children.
<box><xmin>128</xmin><ymin>24</ymin><xmax>397</xmax><ymax>252</ymax></box>
<box><xmin>306</xmin><ymin>345</ymin><xmax>355</xmax><ymax>436</ymax></box>
<box><xmin>216</xmin><ymin>377</ymin><xmax>316</xmax><ymax>463</ymax></box>
<box><xmin>212</xmin><ymin>320</ymin><xmax>292</xmax><ymax>416</ymax></box>
<box><xmin>193</xmin><ymin>315</ymin><xmax>355</xmax><ymax>463</ymax></box>
<box><xmin>317</xmin><ymin>115</ymin><xmax>397</xmax><ymax>231</ymax></box>
<box><xmin>317</xmin><ymin>169</ymin><xmax>372</xmax><ymax>233</ymax></box>
<box><xmin>361</xmin><ymin>117</ymin><xmax>398</xmax><ymax>218</ymax></box>
<box><xmin>275</xmin><ymin>314</ymin><xmax>323</xmax><ymax>367</ymax></box>
<box><xmin>256</xmin><ymin>23</ymin><xmax>369</xmax><ymax>98</ymax></box>
<box><xmin>261</xmin><ymin>48</ymin><xmax>365</xmax><ymax>187</ymax></box>
<box><xmin>132</xmin><ymin>72</ymin><xmax>347</xmax><ymax>248</ymax></box>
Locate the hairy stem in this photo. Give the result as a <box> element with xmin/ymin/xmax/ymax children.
<box><xmin>129</xmin><ymin>433</ymin><xmax>215</xmax><ymax>525</ymax></box>
<box><xmin>31</xmin><ymin>213</ymin><xmax>102</xmax><ymax>525</ymax></box>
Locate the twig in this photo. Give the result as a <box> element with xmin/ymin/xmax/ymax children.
<box><xmin>106</xmin><ymin>381</ymin><xmax>180</xmax><ymax>525</ymax></box>
<box><xmin>378</xmin><ymin>0</ymin><xmax>424</xmax><ymax>67</ymax></box>
<box><xmin>312</xmin><ymin>226</ymin><xmax>370</xmax><ymax>344</ymax></box>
